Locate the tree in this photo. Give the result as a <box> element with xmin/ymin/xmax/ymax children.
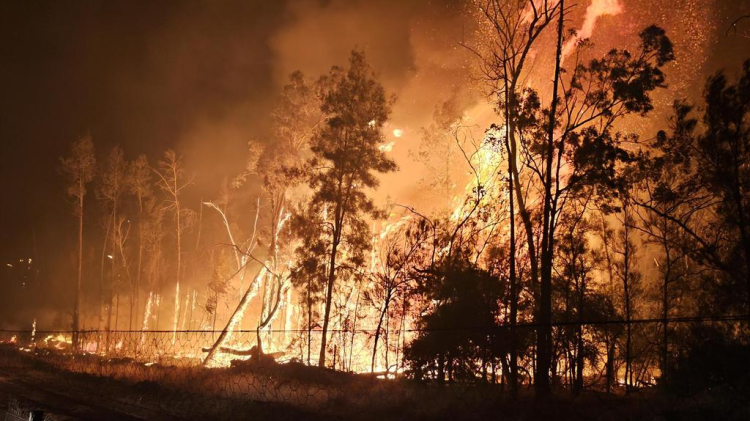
<box><xmin>201</xmin><ymin>199</ymin><xmax>264</xmax><ymax>367</ymax></box>
<box><xmin>140</xmin><ymin>196</ymin><xmax>165</xmax><ymax>333</ymax></box>
<box><xmin>553</xmin><ymin>199</ymin><xmax>599</xmax><ymax>394</ymax></box>
<box><xmin>97</xmin><ymin>146</ymin><xmax>128</xmax><ymax>336</ymax></box>
<box><xmin>203</xmin><ymin>70</ymin><xmax>320</xmax><ymax>366</ymax></box>
<box><xmin>249</xmin><ymin>70</ymin><xmax>321</xmax><ymax>357</ymax></box>
<box><xmin>367</xmin><ymin>221</ymin><xmax>426</xmax><ymax>373</ymax></box>
<box><xmin>633</xmin><ymin>199</ymin><xmax>691</xmax><ymax>385</ymax></box>
<box><xmin>290</xmin><ymin>202</ymin><xmax>329</xmax><ymax>365</ymax></box>
<box><xmin>154</xmin><ymin>150</ymin><xmax>195</xmax><ymax>344</ymax></box>
<box><xmin>472</xmin><ymin>13</ymin><xmax>674</xmax><ymax>393</ymax></box>
<box><xmin>406</xmin><ymin>255</ymin><xmax>505</xmax><ymax>383</ymax></box>
<box><xmin>301</xmin><ymin>50</ymin><xmax>397</xmax><ymax>367</ymax></box>
<box><xmin>466</xmin><ymin>0</ymin><xmax>563</xmax><ymax>395</ymax></box>
<box><xmin>411</xmin><ymin>92</ymin><xmax>467</xmax><ymax>203</ymax></box>
<box><xmin>613</xmin><ymin>201</ymin><xmax>642</xmax><ymax>392</ymax></box>
<box><xmin>637</xmin><ymin>61</ymin><xmax>750</xmax><ymax>312</ymax></box>
<box><xmin>633</xmin><ymin>61</ymin><xmax>750</xmax><ymax>390</ymax></box>
<box><xmin>60</xmin><ymin>135</ymin><xmax>95</xmax><ymax>347</ymax></box>
<box><xmin>128</xmin><ymin>154</ymin><xmax>153</xmax><ymax>331</ymax></box>
<box><xmin>593</xmin><ymin>211</ymin><xmax>624</xmax><ymax>394</ymax></box>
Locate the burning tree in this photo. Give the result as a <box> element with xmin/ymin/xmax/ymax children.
<box><xmin>128</xmin><ymin>154</ymin><xmax>154</xmax><ymax>331</ymax></box>
<box><xmin>296</xmin><ymin>50</ymin><xmax>397</xmax><ymax>368</ymax></box>
<box><xmin>366</xmin><ymin>219</ymin><xmax>427</xmax><ymax>373</ymax></box>
<box><xmin>60</xmin><ymin>134</ymin><xmax>96</xmax><ymax>347</ymax></box>
<box><xmin>411</xmin><ymin>93</ymin><xmax>469</xmax><ymax>204</ymax></box>
<box><xmin>154</xmin><ymin>150</ymin><xmax>196</xmax><ymax>344</ymax></box>
<box><xmin>202</xmin><ymin>70</ymin><xmax>321</xmax><ymax>366</ymax></box>
<box><xmin>97</xmin><ymin>146</ymin><xmax>128</xmax><ymax>335</ymax></box>
<box><xmin>469</xmin><ymin>0</ymin><xmax>675</xmax><ymax>393</ymax></box>
<box><xmin>406</xmin><ymin>247</ymin><xmax>507</xmax><ymax>383</ymax></box>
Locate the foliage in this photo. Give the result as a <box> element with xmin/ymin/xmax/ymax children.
<box><xmin>406</xmin><ymin>254</ymin><xmax>506</xmax><ymax>382</ymax></box>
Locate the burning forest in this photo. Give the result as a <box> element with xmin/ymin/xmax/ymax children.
<box><xmin>1</xmin><ymin>0</ymin><xmax>750</xmax><ymax>420</ymax></box>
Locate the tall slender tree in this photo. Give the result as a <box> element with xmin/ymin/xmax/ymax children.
<box><xmin>301</xmin><ymin>50</ymin><xmax>397</xmax><ymax>367</ymax></box>
<box><xmin>154</xmin><ymin>150</ymin><xmax>195</xmax><ymax>344</ymax></box>
<box><xmin>60</xmin><ymin>135</ymin><xmax>96</xmax><ymax>347</ymax></box>
<box><xmin>97</xmin><ymin>146</ymin><xmax>127</xmax><ymax>336</ymax></box>
<box><xmin>128</xmin><ymin>154</ymin><xmax>153</xmax><ymax>331</ymax></box>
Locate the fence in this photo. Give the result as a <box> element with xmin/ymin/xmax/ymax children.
<box><xmin>0</xmin><ymin>329</ymin><xmax>510</xmax><ymax>421</ymax></box>
<box><xmin>0</xmin><ymin>316</ymin><xmax>748</xmax><ymax>420</ymax></box>
<box><xmin>3</xmin><ymin>398</ymin><xmax>49</xmax><ymax>421</ymax></box>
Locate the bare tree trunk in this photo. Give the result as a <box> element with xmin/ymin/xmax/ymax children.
<box><xmin>172</xmin><ymin>187</ymin><xmax>181</xmax><ymax>345</ymax></box>
<box><xmin>307</xmin><ymin>286</ymin><xmax>312</xmax><ymax>365</ymax></box>
<box><xmin>371</xmin><ymin>295</ymin><xmax>391</xmax><ymax>373</ymax></box>
<box><xmin>134</xmin><ymin>197</ymin><xmax>144</xmax><ymax>334</ymax></box>
<box><xmin>73</xmin><ymin>184</ymin><xmax>84</xmax><ymax>348</ymax></box>
<box><xmin>623</xmin><ymin>204</ymin><xmax>633</xmax><ymax>393</ymax></box>
<box><xmin>348</xmin><ymin>285</ymin><xmax>361</xmax><ymax>372</ymax></box>
<box><xmin>606</xmin><ymin>336</ymin><xmax>615</xmax><ymax>394</ymax></box>
<box><xmin>574</xmin><ymin>282</ymin><xmax>585</xmax><ymax>394</ymax></box>
<box><xmin>661</xmin><ymin>218</ymin><xmax>671</xmax><ymax>384</ymax></box>
<box><xmin>203</xmin><ymin>266</ymin><xmax>266</xmax><ymax>367</ymax></box>
<box><xmin>319</xmin><ymin>233</ymin><xmax>340</xmax><ymax>368</ymax></box>
<box><xmin>201</xmin><ymin>200</ymin><xmax>262</xmax><ymax>366</ymax></box>
<box><xmin>504</xmin><ymin>74</ymin><xmax>519</xmax><ymax>399</ymax></box>
<box><xmin>114</xmin><ymin>292</ymin><xmax>120</xmax><ymax>331</ymax></box>
<box><xmin>537</xmin><ymin>0</ymin><xmax>565</xmax><ymax>397</ymax></box>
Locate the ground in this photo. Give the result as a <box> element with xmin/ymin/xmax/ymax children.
<box><xmin>0</xmin><ymin>346</ymin><xmax>747</xmax><ymax>420</ymax></box>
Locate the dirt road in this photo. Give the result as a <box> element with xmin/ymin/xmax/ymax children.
<box><xmin>0</xmin><ymin>367</ymin><xmax>182</xmax><ymax>421</ymax></box>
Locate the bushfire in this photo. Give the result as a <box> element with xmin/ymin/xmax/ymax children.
<box><xmin>1</xmin><ymin>0</ymin><xmax>749</xmax><ymax>420</ymax></box>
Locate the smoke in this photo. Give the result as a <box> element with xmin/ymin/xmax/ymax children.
<box><xmin>0</xmin><ymin>0</ymin><xmax>739</xmax><ymax>329</ymax></box>
<box><xmin>268</xmin><ymin>0</ymin><xmax>479</xmax><ymax>209</ymax></box>
<box><xmin>562</xmin><ymin>0</ymin><xmax>623</xmax><ymax>59</ymax></box>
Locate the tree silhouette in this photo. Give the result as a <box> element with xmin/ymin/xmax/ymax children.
<box><xmin>300</xmin><ymin>50</ymin><xmax>397</xmax><ymax>367</ymax></box>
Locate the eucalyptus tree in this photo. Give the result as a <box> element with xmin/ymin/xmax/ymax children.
<box><xmin>97</xmin><ymin>146</ymin><xmax>128</xmax><ymax>335</ymax></box>
<box><xmin>128</xmin><ymin>154</ymin><xmax>153</xmax><ymax>331</ymax></box>
<box><xmin>201</xmin><ymin>71</ymin><xmax>322</xmax><ymax>366</ymax></box>
<box><xmin>299</xmin><ymin>50</ymin><xmax>397</xmax><ymax>367</ymax></box>
<box><xmin>154</xmin><ymin>150</ymin><xmax>195</xmax><ymax>344</ymax></box>
<box><xmin>470</xmin><ymin>6</ymin><xmax>674</xmax><ymax>392</ymax></box>
<box><xmin>60</xmin><ymin>135</ymin><xmax>96</xmax><ymax>346</ymax></box>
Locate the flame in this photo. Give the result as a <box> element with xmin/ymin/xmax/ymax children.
<box><xmin>562</xmin><ymin>0</ymin><xmax>623</xmax><ymax>59</ymax></box>
<box><xmin>378</xmin><ymin>141</ymin><xmax>395</xmax><ymax>152</ymax></box>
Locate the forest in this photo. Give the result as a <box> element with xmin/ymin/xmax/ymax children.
<box><xmin>1</xmin><ymin>0</ymin><xmax>750</xmax><ymax>418</ymax></box>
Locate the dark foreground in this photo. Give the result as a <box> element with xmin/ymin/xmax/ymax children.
<box><xmin>0</xmin><ymin>346</ymin><xmax>747</xmax><ymax>421</ymax></box>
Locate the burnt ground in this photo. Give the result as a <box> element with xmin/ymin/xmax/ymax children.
<box><xmin>0</xmin><ymin>346</ymin><xmax>748</xmax><ymax>421</ymax></box>
<box><xmin>0</xmin><ymin>368</ymin><xmax>159</xmax><ymax>421</ymax></box>
<box><xmin>0</xmin><ymin>360</ymin><xmax>318</xmax><ymax>421</ymax></box>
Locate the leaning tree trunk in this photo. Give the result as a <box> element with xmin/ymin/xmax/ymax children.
<box><xmin>203</xmin><ymin>266</ymin><xmax>266</xmax><ymax>367</ymax></box>
<box><xmin>371</xmin><ymin>295</ymin><xmax>391</xmax><ymax>373</ymax></box>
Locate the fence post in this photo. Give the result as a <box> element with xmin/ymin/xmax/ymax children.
<box><xmin>28</xmin><ymin>410</ymin><xmax>44</xmax><ymax>421</ymax></box>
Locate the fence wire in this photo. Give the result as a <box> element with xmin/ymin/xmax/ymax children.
<box><xmin>0</xmin><ymin>315</ymin><xmax>748</xmax><ymax>420</ymax></box>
